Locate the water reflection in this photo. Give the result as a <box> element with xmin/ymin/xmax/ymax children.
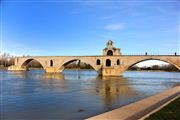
<box><xmin>93</xmin><ymin>76</ymin><xmax>137</xmax><ymax>109</ymax></box>
<box><xmin>8</xmin><ymin>71</ymin><xmax>65</xmax><ymax>80</ymax></box>
<box><xmin>7</xmin><ymin>70</ymin><xmax>44</xmax><ymax>79</ymax></box>
<box><xmin>43</xmin><ymin>73</ymin><xmax>65</xmax><ymax>80</ymax></box>
<box><xmin>9</xmin><ymin>71</ymin><xmax>138</xmax><ymax>107</ymax></box>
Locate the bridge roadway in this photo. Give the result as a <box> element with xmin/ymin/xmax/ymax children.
<box><xmin>8</xmin><ymin>55</ymin><xmax>180</xmax><ymax>76</ymax></box>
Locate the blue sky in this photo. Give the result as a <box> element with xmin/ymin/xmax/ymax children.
<box><xmin>0</xmin><ymin>0</ymin><xmax>179</xmax><ymax>56</ymax></box>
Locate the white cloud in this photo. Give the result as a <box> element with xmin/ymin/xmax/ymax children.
<box><xmin>104</xmin><ymin>23</ymin><xmax>125</xmax><ymax>30</ymax></box>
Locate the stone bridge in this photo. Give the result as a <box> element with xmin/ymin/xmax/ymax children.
<box><xmin>8</xmin><ymin>40</ymin><xmax>180</xmax><ymax>76</ymax></box>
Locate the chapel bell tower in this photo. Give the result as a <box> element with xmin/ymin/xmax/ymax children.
<box><xmin>103</xmin><ymin>40</ymin><xmax>121</xmax><ymax>56</ymax></box>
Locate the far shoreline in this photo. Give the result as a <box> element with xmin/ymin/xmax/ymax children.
<box><xmin>1</xmin><ymin>67</ymin><xmax>179</xmax><ymax>72</ymax></box>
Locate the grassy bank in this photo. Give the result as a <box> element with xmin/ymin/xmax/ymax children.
<box><xmin>145</xmin><ymin>96</ymin><xmax>180</xmax><ymax>120</ymax></box>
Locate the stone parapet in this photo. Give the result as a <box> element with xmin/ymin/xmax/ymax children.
<box><xmin>9</xmin><ymin>53</ymin><xmax>180</xmax><ymax>76</ymax></box>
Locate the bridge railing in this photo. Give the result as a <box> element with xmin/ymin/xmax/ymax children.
<box><xmin>16</xmin><ymin>53</ymin><xmax>180</xmax><ymax>58</ymax></box>
<box><xmin>122</xmin><ymin>53</ymin><xmax>179</xmax><ymax>56</ymax></box>
<box><xmin>121</xmin><ymin>54</ymin><xmax>180</xmax><ymax>56</ymax></box>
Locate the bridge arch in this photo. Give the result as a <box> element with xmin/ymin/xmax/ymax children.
<box><xmin>127</xmin><ymin>58</ymin><xmax>180</xmax><ymax>71</ymax></box>
<box><xmin>58</xmin><ymin>58</ymin><xmax>99</xmax><ymax>73</ymax></box>
<box><xmin>20</xmin><ymin>58</ymin><xmax>45</xmax><ymax>69</ymax></box>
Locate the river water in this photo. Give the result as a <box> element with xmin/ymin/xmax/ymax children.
<box><xmin>1</xmin><ymin>70</ymin><xmax>180</xmax><ymax>120</ymax></box>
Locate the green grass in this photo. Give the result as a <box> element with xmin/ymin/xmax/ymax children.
<box><xmin>145</xmin><ymin>96</ymin><xmax>180</xmax><ymax>120</ymax></box>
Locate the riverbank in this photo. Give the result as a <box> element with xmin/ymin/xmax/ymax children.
<box><xmin>144</xmin><ymin>96</ymin><xmax>180</xmax><ymax>120</ymax></box>
<box><xmin>87</xmin><ymin>86</ymin><xmax>180</xmax><ymax>120</ymax></box>
<box><xmin>128</xmin><ymin>69</ymin><xmax>180</xmax><ymax>72</ymax></box>
<box><xmin>1</xmin><ymin>67</ymin><xmax>179</xmax><ymax>72</ymax></box>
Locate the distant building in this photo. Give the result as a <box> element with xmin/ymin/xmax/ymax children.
<box><xmin>102</xmin><ymin>40</ymin><xmax>121</xmax><ymax>56</ymax></box>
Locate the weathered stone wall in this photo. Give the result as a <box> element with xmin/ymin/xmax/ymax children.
<box><xmin>8</xmin><ymin>55</ymin><xmax>180</xmax><ymax>76</ymax></box>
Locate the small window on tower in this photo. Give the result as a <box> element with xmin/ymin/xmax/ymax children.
<box><xmin>117</xmin><ymin>59</ymin><xmax>120</xmax><ymax>65</ymax></box>
<box><xmin>107</xmin><ymin>50</ymin><xmax>113</xmax><ymax>56</ymax></box>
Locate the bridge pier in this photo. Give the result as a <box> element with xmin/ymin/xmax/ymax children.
<box><xmin>102</xmin><ymin>67</ymin><xmax>125</xmax><ymax>76</ymax></box>
<box><xmin>8</xmin><ymin>66</ymin><xmax>63</xmax><ymax>73</ymax></box>
<box><xmin>8</xmin><ymin>65</ymin><xmax>27</xmax><ymax>71</ymax></box>
<box><xmin>45</xmin><ymin>67</ymin><xmax>61</xmax><ymax>73</ymax></box>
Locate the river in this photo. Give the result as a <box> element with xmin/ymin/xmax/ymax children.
<box><xmin>1</xmin><ymin>70</ymin><xmax>180</xmax><ymax>120</ymax></box>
